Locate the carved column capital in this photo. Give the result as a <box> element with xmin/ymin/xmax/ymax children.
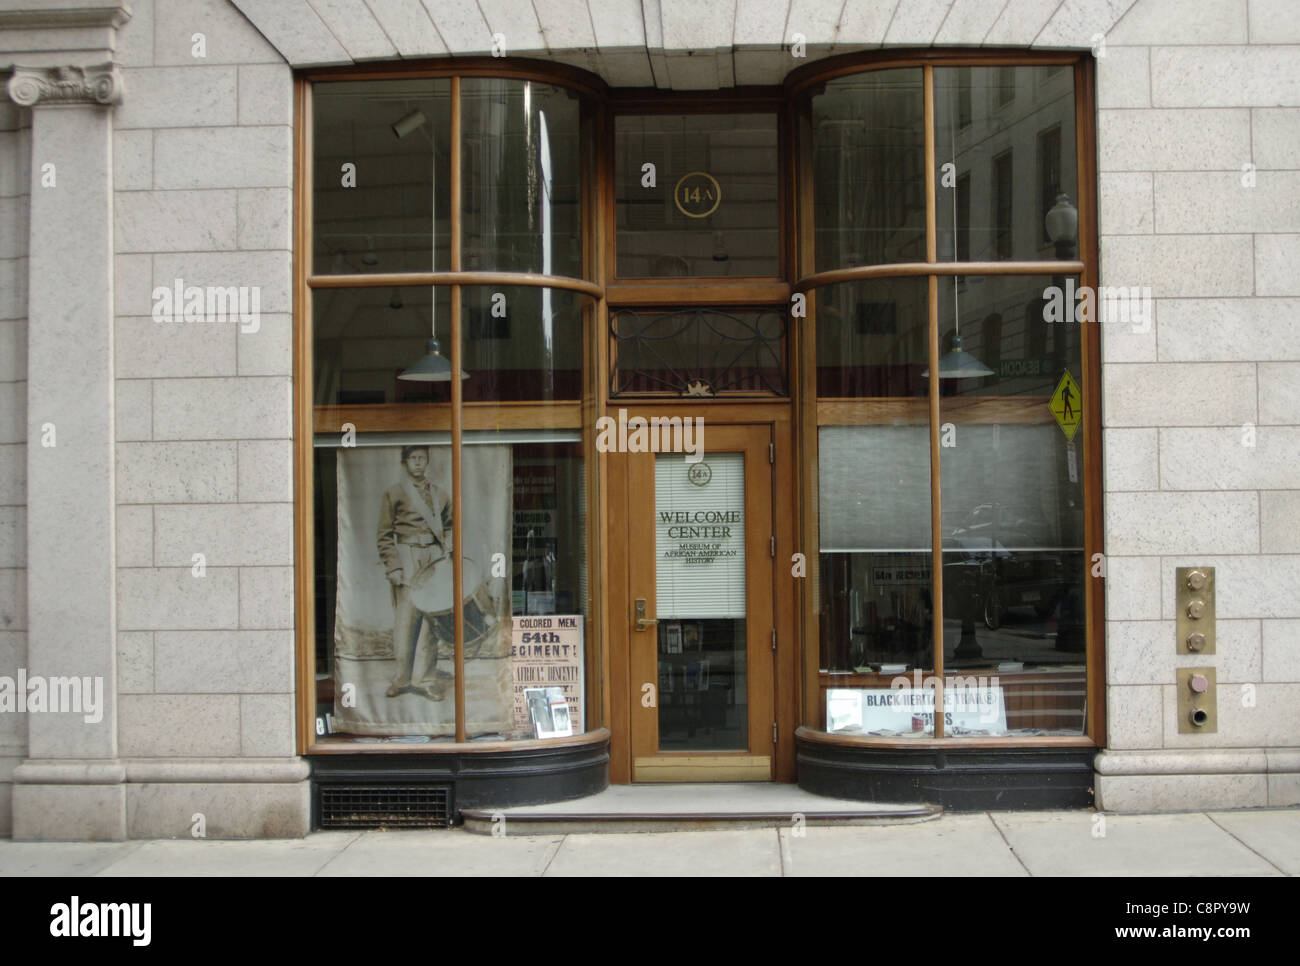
<box><xmin>6</xmin><ymin>63</ymin><xmax>123</xmax><ymax>107</ymax></box>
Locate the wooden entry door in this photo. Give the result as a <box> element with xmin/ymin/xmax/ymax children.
<box><xmin>626</xmin><ymin>422</ymin><xmax>776</xmax><ymax>780</ymax></box>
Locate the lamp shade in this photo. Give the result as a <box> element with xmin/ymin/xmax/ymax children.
<box><xmin>397</xmin><ymin>339</ymin><xmax>463</xmax><ymax>382</ymax></box>
<box><xmin>921</xmin><ymin>335</ymin><xmax>995</xmax><ymax>379</ymax></box>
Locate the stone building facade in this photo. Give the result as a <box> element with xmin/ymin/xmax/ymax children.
<box><xmin>0</xmin><ymin>0</ymin><xmax>1296</xmax><ymax>839</ymax></box>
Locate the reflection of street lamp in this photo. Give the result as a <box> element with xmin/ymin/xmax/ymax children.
<box><xmin>952</xmin><ymin>555</ymin><xmax>984</xmax><ymax>661</ymax></box>
<box><xmin>1045</xmin><ymin>193</ymin><xmax>1084</xmax><ymax>653</ymax></box>
<box><xmin>1045</xmin><ymin>193</ymin><xmax>1078</xmax><ymax>365</ymax></box>
<box><xmin>1045</xmin><ymin>193</ymin><xmax>1078</xmax><ymax>260</ymax></box>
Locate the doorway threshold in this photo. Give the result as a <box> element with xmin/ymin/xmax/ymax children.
<box><xmin>461</xmin><ymin>784</ymin><xmax>940</xmax><ymax>834</ymax></box>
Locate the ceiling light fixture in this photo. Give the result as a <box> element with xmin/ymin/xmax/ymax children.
<box><xmin>398</xmin><ymin>338</ymin><xmax>457</xmax><ymax>382</ymax></box>
<box><xmin>391</xmin><ymin>108</ymin><xmax>427</xmax><ymax>140</ymax></box>
<box><xmin>924</xmin><ymin>76</ymin><xmax>993</xmax><ymax>381</ymax></box>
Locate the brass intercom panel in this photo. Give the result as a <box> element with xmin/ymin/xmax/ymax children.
<box><xmin>1177</xmin><ymin>667</ymin><xmax>1217</xmax><ymax>733</ymax></box>
<box><xmin>1176</xmin><ymin>567</ymin><xmax>1215</xmax><ymax>655</ymax></box>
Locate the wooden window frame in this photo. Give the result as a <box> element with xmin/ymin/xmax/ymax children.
<box><xmin>292</xmin><ymin>50</ymin><xmax>1103</xmax><ymax>759</ymax></box>
<box><xmin>788</xmin><ymin>51</ymin><xmax>1103</xmax><ymax>746</ymax></box>
<box><xmin>294</xmin><ymin>61</ymin><xmax>609</xmax><ymax>755</ymax></box>
<box><xmin>605</xmin><ymin>89</ymin><xmax>791</xmax><ymax>298</ymax></box>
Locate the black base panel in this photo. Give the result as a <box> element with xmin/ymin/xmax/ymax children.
<box><xmin>311</xmin><ymin>739</ymin><xmax>610</xmax><ymax>829</ymax></box>
<box><xmin>796</xmin><ymin>738</ymin><xmax>1096</xmax><ymax>810</ymax></box>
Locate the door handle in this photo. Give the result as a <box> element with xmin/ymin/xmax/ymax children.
<box><xmin>634</xmin><ymin>598</ymin><xmax>658</xmax><ymax>632</ymax></box>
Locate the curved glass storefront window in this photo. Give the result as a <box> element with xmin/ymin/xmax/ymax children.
<box><xmin>461</xmin><ymin>79</ymin><xmax>584</xmax><ymax>279</ymax></box>
<box><xmin>461</xmin><ymin>287</ymin><xmax>593</xmax><ymax>740</ymax></box>
<box><xmin>937</xmin><ymin>275</ymin><xmax>1086</xmax><ymax>736</ymax></box>
<box><xmin>935</xmin><ymin>67</ymin><xmax>1077</xmax><ymax>263</ymax></box>
<box><xmin>313</xmin><ymin>284</ymin><xmax>451</xmax><ymax>407</ymax></box>
<box><xmin>816</xmin><ymin>279</ymin><xmax>936</xmax><ymax>734</ymax></box>
<box><xmin>306</xmin><ymin>71</ymin><xmax>598</xmax><ymax>749</ymax></box>
<box><xmin>460</xmin><ymin>285</ymin><xmax>583</xmax><ymax>401</ymax></box>
<box><xmin>799</xmin><ymin>55</ymin><xmax>1097</xmax><ymax>742</ymax></box>
<box><xmin>815</xmin><ymin>279</ymin><xmax>929</xmax><ymax>397</ymax></box>
<box><xmin>313</xmin><ymin>79</ymin><xmax>451</xmax><ymax>276</ymax></box>
<box><xmin>810</xmin><ymin>69</ymin><xmax>925</xmax><ymax>270</ymax></box>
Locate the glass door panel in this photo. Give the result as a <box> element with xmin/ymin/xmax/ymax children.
<box><xmin>654</xmin><ymin>451</ymin><xmax>747</xmax><ymax>750</ymax></box>
<box><xmin>627</xmin><ymin>422</ymin><xmax>775</xmax><ymax>780</ymax></box>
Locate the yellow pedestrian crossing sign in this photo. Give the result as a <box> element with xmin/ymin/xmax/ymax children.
<box><xmin>1050</xmin><ymin>371</ymin><xmax>1082</xmax><ymax>440</ymax></box>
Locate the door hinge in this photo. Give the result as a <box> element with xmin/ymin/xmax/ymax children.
<box><xmin>773</xmin><ymin>722</ymin><xmax>778</xmax><ymax>744</ymax></box>
<box><xmin>769</xmin><ymin>442</ymin><xmax>774</xmax><ymax>464</ymax></box>
<box><xmin>771</xmin><ymin>627</ymin><xmax>776</xmax><ymax>650</ymax></box>
<box><xmin>770</xmin><ymin>535</ymin><xmax>775</xmax><ymax>557</ymax></box>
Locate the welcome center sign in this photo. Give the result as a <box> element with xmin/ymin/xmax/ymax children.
<box><xmin>654</xmin><ymin>452</ymin><xmax>745</xmax><ymax>620</ymax></box>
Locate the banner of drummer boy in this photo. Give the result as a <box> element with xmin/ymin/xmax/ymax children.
<box><xmin>333</xmin><ymin>444</ymin><xmax>514</xmax><ymax>736</ymax></box>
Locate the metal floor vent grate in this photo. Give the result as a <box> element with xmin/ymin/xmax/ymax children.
<box><xmin>319</xmin><ymin>784</ymin><xmax>453</xmax><ymax>829</ymax></box>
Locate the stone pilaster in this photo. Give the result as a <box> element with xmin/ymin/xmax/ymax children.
<box><xmin>7</xmin><ymin>60</ymin><xmax>124</xmax><ymax>838</ymax></box>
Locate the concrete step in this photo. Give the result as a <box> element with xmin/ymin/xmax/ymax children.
<box><xmin>461</xmin><ymin>783</ymin><xmax>941</xmax><ymax>834</ymax></box>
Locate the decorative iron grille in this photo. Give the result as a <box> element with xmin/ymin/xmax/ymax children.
<box><xmin>610</xmin><ymin>307</ymin><xmax>788</xmax><ymax>397</ymax></box>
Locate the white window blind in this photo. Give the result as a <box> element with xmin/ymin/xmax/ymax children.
<box><xmin>655</xmin><ymin>452</ymin><xmax>746</xmax><ymax>619</ymax></box>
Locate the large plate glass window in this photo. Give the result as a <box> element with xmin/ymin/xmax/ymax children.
<box><xmin>307</xmin><ymin>72</ymin><xmax>598</xmax><ymax>750</ymax></box>
<box><xmin>799</xmin><ymin>56</ymin><xmax>1095</xmax><ymax>742</ymax></box>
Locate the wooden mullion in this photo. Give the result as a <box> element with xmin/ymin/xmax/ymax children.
<box><xmin>294</xmin><ymin>77</ymin><xmax>317</xmax><ymax>754</ymax></box>
<box><xmin>450</xmin><ymin>77</ymin><xmax>465</xmax><ymax>743</ymax></box>
<box><xmin>312</xmin><ymin>401</ymin><xmax>583</xmax><ymax>434</ymax></box>
<box><xmin>924</xmin><ymin>64</ymin><xmax>945</xmax><ymax>738</ymax></box>
<box><xmin>302</xmin><ymin>57</ymin><xmax>607</xmax><ymax>98</ymax></box>
<box><xmin>785</xmin><ymin>49</ymin><xmax>1081</xmax><ymax>100</ymax></box>
<box><xmin>1076</xmin><ymin>55</ymin><xmax>1107</xmax><ymax>744</ymax></box>
<box><xmin>793</xmin><ymin>261</ymin><xmax>1085</xmax><ymax>293</ymax></box>
<box><xmin>816</xmin><ymin>396</ymin><xmax>1057</xmax><ymax>426</ymax></box>
<box><xmin>606</xmin><ymin>281</ymin><xmax>790</xmax><ymax>305</ymax></box>
<box><xmin>795</xmin><ymin>99</ymin><xmax>821</xmax><ymax>732</ymax></box>
<box><xmin>308</xmin><ymin>271</ymin><xmax>602</xmax><ymax>300</ymax></box>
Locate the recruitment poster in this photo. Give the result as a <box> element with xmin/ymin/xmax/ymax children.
<box><xmin>511</xmin><ymin>615</ymin><xmax>585</xmax><ymax>737</ymax></box>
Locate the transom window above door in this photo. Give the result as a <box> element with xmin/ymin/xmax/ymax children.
<box><xmin>610</xmin><ymin>306</ymin><xmax>788</xmax><ymax>398</ymax></box>
<box><xmin>614</xmin><ymin>113</ymin><xmax>781</xmax><ymax>279</ymax></box>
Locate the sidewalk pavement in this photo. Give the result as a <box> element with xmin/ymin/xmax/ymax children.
<box><xmin>1</xmin><ymin>808</ymin><xmax>1296</xmax><ymax>876</ymax></box>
